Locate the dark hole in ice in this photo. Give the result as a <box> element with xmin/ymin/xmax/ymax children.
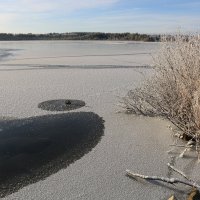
<box><xmin>0</xmin><ymin>112</ymin><xmax>104</xmax><ymax>197</ymax></box>
<box><xmin>38</xmin><ymin>99</ymin><xmax>85</xmax><ymax>111</ymax></box>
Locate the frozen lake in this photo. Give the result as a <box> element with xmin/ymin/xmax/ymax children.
<box><xmin>0</xmin><ymin>40</ymin><xmax>158</xmax><ymax>68</ymax></box>
<box><xmin>1</xmin><ymin>41</ymin><xmax>189</xmax><ymax>200</ymax></box>
<box><xmin>0</xmin><ymin>41</ymin><xmax>157</xmax><ymax>118</ymax></box>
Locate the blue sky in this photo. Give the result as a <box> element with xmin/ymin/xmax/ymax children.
<box><xmin>0</xmin><ymin>0</ymin><xmax>199</xmax><ymax>33</ymax></box>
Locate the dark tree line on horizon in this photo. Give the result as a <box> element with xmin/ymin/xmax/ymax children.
<box><xmin>0</xmin><ymin>32</ymin><xmax>160</xmax><ymax>41</ymax></box>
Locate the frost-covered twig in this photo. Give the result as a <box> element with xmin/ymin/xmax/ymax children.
<box><xmin>126</xmin><ymin>169</ymin><xmax>200</xmax><ymax>189</ymax></box>
<box><xmin>169</xmin><ymin>145</ymin><xmax>190</xmax><ymax>148</ymax></box>
<box><xmin>168</xmin><ymin>139</ymin><xmax>195</xmax><ymax>158</ymax></box>
<box><xmin>179</xmin><ymin>140</ymin><xmax>195</xmax><ymax>158</ymax></box>
<box><xmin>167</xmin><ymin>163</ymin><xmax>189</xmax><ymax>180</ymax></box>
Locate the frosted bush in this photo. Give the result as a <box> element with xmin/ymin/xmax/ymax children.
<box><xmin>123</xmin><ymin>34</ymin><xmax>200</xmax><ymax>143</ymax></box>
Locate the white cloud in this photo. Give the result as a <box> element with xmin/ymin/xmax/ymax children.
<box><xmin>0</xmin><ymin>0</ymin><xmax>199</xmax><ymax>33</ymax></box>
<box><xmin>0</xmin><ymin>13</ymin><xmax>18</xmax><ymax>26</ymax></box>
<box><xmin>56</xmin><ymin>11</ymin><xmax>200</xmax><ymax>34</ymax></box>
<box><xmin>0</xmin><ymin>0</ymin><xmax>119</xmax><ymax>13</ymax></box>
<box><xmin>0</xmin><ymin>0</ymin><xmax>119</xmax><ymax>32</ymax></box>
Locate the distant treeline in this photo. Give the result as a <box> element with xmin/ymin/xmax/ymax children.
<box><xmin>0</xmin><ymin>32</ymin><xmax>160</xmax><ymax>41</ymax></box>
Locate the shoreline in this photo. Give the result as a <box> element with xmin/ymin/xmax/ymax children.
<box><xmin>0</xmin><ymin>32</ymin><xmax>159</xmax><ymax>42</ymax></box>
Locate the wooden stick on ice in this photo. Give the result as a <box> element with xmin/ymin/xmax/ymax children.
<box><xmin>126</xmin><ymin>169</ymin><xmax>200</xmax><ymax>189</ymax></box>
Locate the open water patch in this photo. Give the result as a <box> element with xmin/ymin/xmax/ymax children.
<box><xmin>38</xmin><ymin>99</ymin><xmax>86</xmax><ymax>111</ymax></box>
<box><xmin>0</xmin><ymin>112</ymin><xmax>104</xmax><ymax>197</ymax></box>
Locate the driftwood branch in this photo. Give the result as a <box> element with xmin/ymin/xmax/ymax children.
<box><xmin>126</xmin><ymin>169</ymin><xmax>200</xmax><ymax>189</ymax></box>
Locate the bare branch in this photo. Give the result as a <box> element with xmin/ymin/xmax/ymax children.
<box><xmin>126</xmin><ymin>169</ymin><xmax>200</xmax><ymax>189</ymax></box>
<box><xmin>167</xmin><ymin>163</ymin><xmax>189</xmax><ymax>180</ymax></box>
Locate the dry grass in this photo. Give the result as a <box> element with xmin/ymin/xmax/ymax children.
<box><xmin>123</xmin><ymin>34</ymin><xmax>200</xmax><ymax>144</ymax></box>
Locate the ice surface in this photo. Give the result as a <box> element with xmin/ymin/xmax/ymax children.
<box><xmin>0</xmin><ymin>41</ymin><xmax>194</xmax><ymax>200</ymax></box>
